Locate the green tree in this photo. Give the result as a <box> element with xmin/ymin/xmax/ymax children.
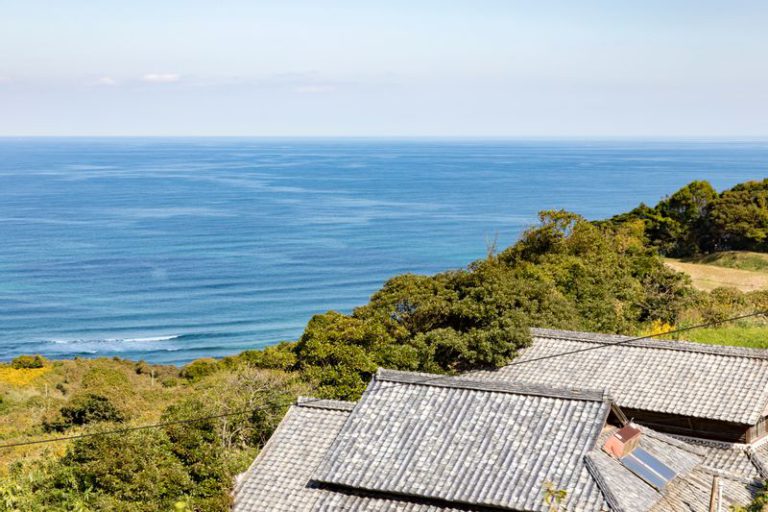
<box><xmin>653</xmin><ymin>181</ymin><xmax>717</xmax><ymax>255</ymax></box>
<box><xmin>52</xmin><ymin>429</ymin><xmax>193</xmax><ymax>512</ymax></box>
<box><xmin>10</xmin><ymin>355</ymin><xmax>46</xmax><ymax>369</ymax></box>
<box><xmin>294</xmin><ymin>312</ymin><xmax>387</xmax><ymax>399</ymax></box>
<box><xmin>162</xmin><ymin>400</ymin><xmax>232</xmax><ymax>508</ymax></box>
<box><xmin>709</xmin><ymin>179</ymin><xmax>768</xmax><ymax>251</ymax></box>
<box><xmin>45</xmin><ymin>394</ymin><xmax>125</xmax><ymax>432</ymax></box>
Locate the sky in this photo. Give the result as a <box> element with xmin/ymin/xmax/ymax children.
<box><xmin>1</xmin><ymin>0</ymin><xmax>767</xmax><ymax>137</ymax></box>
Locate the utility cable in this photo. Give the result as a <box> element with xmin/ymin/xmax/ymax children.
<box><xmin>0</xmin><ymin>309</ymin><xmax>764</xmax><ymax>450</ymax></box>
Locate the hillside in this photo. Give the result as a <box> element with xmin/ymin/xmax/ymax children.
<box><xmin>690</xmin><ymin>251</ymin><xmax>768</xmax><ymax>272</ymax></box>
<box><xmin>3</xmin><ymin>179</ymin><xmax>768</xmax><ymax>510</ymax></box>
<box><xmin>665</xmin><ymin>256</ymin><xmax>768</xmax><ymax>291</ymax></box>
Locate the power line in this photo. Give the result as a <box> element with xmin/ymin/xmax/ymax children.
<box><xmin>0</xmin><ymin>408</ymin><xmax>259</xmax><ymax>450</ymax></box>
<box><xmin>1</xmin><ymin>310</ymin><xmax>765</xmax><ymax>450</ymax></box>
<box><xmin>502</xmin><ymin>310</ymin><xmax>767</xmax><ymax>368</ymax></box>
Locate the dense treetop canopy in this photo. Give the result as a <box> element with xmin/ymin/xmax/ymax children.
<box><xmin>292</xmin><ymin>210</ymin><xmax>692</xmax><ymax>398</ymax></box>
<box><xmin>604</xmin><ymin>178</ymin><xmax>768</xmax><ymax>256</ymax></box>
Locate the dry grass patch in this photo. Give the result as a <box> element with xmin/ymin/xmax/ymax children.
<box><xmin>665</xmin><ymin>258</ymin><xmax>768</xmax><ymax>292</ymax></box>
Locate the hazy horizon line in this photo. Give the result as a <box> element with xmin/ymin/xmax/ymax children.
<box><xmin>2</xmin><ymin>135</ymin><xmax>768</xmax><ymax>141</ymax></box>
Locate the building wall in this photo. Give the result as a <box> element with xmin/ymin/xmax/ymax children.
<box><xmin>746</xmin><ymin>416</ymin><xmax>768</xmax><ymax>443</ymax></box>
<box><xmin>622</xmin><ymin>408</ymin><xmax>749</xmax><ymax>443</ymax></box>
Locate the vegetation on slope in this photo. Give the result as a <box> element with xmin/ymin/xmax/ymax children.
<box><xmin>685</xmin><ymin>250</ymin><xmax>768</xmax><ymax>272</ymax></box>
<box><xmin>603</xmin><ymin>178</ymin><xmax>768</xmax><ymax>257</ymax></box>
<box><xmin>2</xmin><ymin>179</ymin><xmax>768</xmax><ymax>510</ymax></box>
<box><xmin>0</xmin><ymin>357</ymin><xmax>305</xmax><ymax>511</ymax></box>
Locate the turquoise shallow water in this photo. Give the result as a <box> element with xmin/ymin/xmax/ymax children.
<box><xmin>0</xmin><ymin>138</ymin><xmax>766</xmax><ymax>364</ymax></box>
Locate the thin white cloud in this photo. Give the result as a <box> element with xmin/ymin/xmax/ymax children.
<box><xmin>94</xmin><ymin>76</ymin><xmax>117</xmax><ymax>86</ymax></box>
<box><xmin>142</xmin><ymin>73</ymin><xmax>181</xmax><ymax>83</ymax></box>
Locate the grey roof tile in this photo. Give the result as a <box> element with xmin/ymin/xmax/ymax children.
<box><xmin>312</xmin><ymin>369</ymin><xmax>611</xmax><ymax>512</ymax></box>
<box><xmin>647</xmin><ymin>468</ymin><xmax>760</xmax><ymax>512</ymax></box>
<box><xmin>233</xmin><ymin>398</ymin><xmax>465</xmax><ymax>512</ymax></box>
<box><xmin>586</xmin><ymin>425</ymin><xmax>758</xmax><ymax>512</ymax></box>
<box><xmin>234</xmin><ymin>369</ymin><xmax>760</xmax><ymax>512</ymax></box>
<box><xmin>312</xmin><ymin>491</ymin><xmax>485</xmax><ymax>511</ymax></box>
<box><xmin>747</xmin><ymin>439</ymin><xmax>768</xmax><ymax>477</ymax></box>
<box><xmin>232</xmin><ymin>400</ymin><xmax>350</xmax><ymax>512</ymax></box>
<box><xmin>672</xmin><ymin>435</ymin><xmax>764</xmax><ymax>482</ymax></box>
<box><xmin>585</xmin><ymin>426</ymin><xmax>702</xmax><ymax>512</ymax></box>
<box><xmin>468</xmin><ymin>329</ymin><xmax>768</xmax><ymax>425</ymax></box>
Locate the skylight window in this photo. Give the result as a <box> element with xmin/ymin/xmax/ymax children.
<box><xmin>620</xmin><ymin>447</ymin><xmax>677</xmax><ymax>490</ymax></box>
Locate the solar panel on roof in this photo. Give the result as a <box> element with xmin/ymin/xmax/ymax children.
<box><xmin>632</xmin><ymin>447</ymin><xmax>676</xmax><ymax>481</ymax></box>
<box><xmin>620</xmin><ymin>452</ymin><xmax>673</xmax><ymax>491</ymax></box>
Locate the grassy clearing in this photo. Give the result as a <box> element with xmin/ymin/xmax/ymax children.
<box><xmin>0</xmin><ymin>358</ymin><xmax>190</xmax><ymax>468</ymax></box>
<box><xmin>665</xmin><ymin>257</ymin><xmax>768</xmax><ymax>291</ymax></box>
<box><xmin>687</xmin><ymin>251</ymin><xmax>768</xmax><ymax>272</ymax></box>
<box><xmin>676</xmin><ymin>323</ymin><xmax>768</xmax><ymax>349</ymax></box>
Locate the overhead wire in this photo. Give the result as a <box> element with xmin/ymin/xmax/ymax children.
<box><xmin>0</xmin><ymin>309</ymin><xmax>764</xmax><ymax>450</ymax></box>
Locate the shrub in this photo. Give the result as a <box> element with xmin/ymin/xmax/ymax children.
<box><xmin>57</xmin><ymin>429</ymin><xmax>194</xmax><ymax>510</ymax></box>
<box><xmin>63</xmin><ymin>394</ymin><xmax>124</xmax><ymax>425</ymax></box>
<box><xmin>11</xmin><ymin>355</ymin><xmax>45</xmax><ymax>369</ymax></box>
<box><xmin>162</xmin><ymin>377</ymin><xmax>180</xmax><ymax>388</ymax></box>
<box><xmin>180</xmin><ymin>358</ymin><xmax>220</xmax><ymax>381</ymax></box>
<box><xmin>45</xmin><ymin>394</ymin><xmax>125</xmax><ymax>432</ymax></box>
<box><xmin>605</xmin><ymin>178</ymin><xmax>768</xmax><ymax>256</ymax></box>
<box><xmin>239</xmin><ymin>342</ymin><xmax>298</xmax><ymax>370</ymax></box>
<box><xmin>81</xmin><ymin>366</ymin><xmax>131</xmax><ymax>391</ymax></box>
<box><xmin>135</xmin><ymin>360</ymin><xmax>151</xmax><ymax>375</ymax></box>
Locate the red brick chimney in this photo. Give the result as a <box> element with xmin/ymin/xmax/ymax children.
<box><xmin>603</xmin><ymin>425</ymin><xmax>642</xmax><ymax>458</ymax></box>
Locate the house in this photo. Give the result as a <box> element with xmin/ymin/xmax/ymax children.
<box><xmin>469</xmin><ymin>328</ymin><xmax>768</xmax><ymax>443</ymax></box>
<box><xmin>233</xmin><ymin>369</ymin><xmax>763</xmax><ymax>511</ymax></box>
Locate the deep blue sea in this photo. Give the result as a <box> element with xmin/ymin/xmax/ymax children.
<box><xmin>0</xmin><ymin>138</ymin><xmax>766</xmax><ymax>364</ymax></box>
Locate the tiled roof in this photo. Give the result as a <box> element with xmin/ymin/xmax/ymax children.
<box><xmin>233</xmin><ymin>398</ymin><xmax>467</xmax><ymax>512</ymax></box>
<box><xmin>233</xmin><ymin>368</ymin><xmax>760</xmax><ymax>512</ymax></box>
<box><xmin>648</xmin><ymin>468</ymin><xmax>760</xmax><ymax>512</ymax></box>
<box><xmin>672</xmin><ymin>435</ymin><xmax>767</xmax><ymax>482</ymax></box>
<box><xmin>468</xmin><ymin>328</ymin><xmax>768</xmax><ymax>425</ymax></box>
<box><xmin>587</xmin><ymin>426</ymin><xmax>760</xmax><ymax>512</ymax></box>
<box><xmin>312</xmin><ymin>369</ymin><xmax>610</xmax><ymax>512</ymax></box>
<box><xmin>232</xmin><ymin>399</ymin><xmax>354</xmax><ymax>512</ymax></box>
<box><xmin>311</xmin><ymin>491</ymin><xmax>485</xmax><ymax>511</ymax></box>
<box><xmin>585</xmin><ymin>427</ymin><xmax>702</xmax><ymax>512</ymax></box>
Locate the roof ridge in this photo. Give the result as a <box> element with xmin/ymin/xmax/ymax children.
<box><xmin>583</xmin><ymin>454</ymin><xmax>627</xmax><ymax>512</ymax></box>
<box><xmin>640</xmin><ymin>426</ymin><xmax>708</xmax><ymax>457</ymax></box>
<box><xmin>296</xmin><ymin>396</ymin><xmax>357</xmax><ymax>412</ymax></box>
<box><xmin>531</xmin><ymin>328</ymin><xmax>768</xmax><ymax>360</ymax></box>
<box><xmin>376</xmin><ymin>368</ymin><xmax>609</xmax><ymax>402</ymax></box>
<box><xmin>697</xmin><ymin>465</ymin><xmax>761</xmax><ymax>486</ymax></box>
<box><xmin>745</xmin><ymin>446</ymin><xmax>768</xmax><ymax>479</ymax></box>
<box><xmin>668</xmin><ymin>432</ymin><xmax>748</xmax><ymax>450</ymax></box>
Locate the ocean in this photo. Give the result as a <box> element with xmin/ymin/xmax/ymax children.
<box><xmin>0</xmin><ymin>138</ymin><xmax>766</xmax><ymax>364</ymax></box>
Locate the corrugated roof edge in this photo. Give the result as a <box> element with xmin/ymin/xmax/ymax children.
<box><xmin>233</xmin><ymin>402</ymin><xmax>345</xmax><ymax>498</ymax></box>
<box><xmin>583</xmin><ymin>454</ymin><xmax>627</xmax><ymax>512</ymax></box>
<box><xmin>669</xmin><ymin>432</ymin><xmax>747</xmax><ymax>450</ymax></box>
<box><xmin>296</xmin><ymin>396</ymin><xmax>357</xmax><ymax>412</ymax></box>
<box><xmin>746</xmin><ymin>447</ymin><xmax>768</xmax><ymax>480</ymax></box>
<box><xmin>641</xmin><ymin>427</ymin><xmax>708</xmax><ymax>457</ymax></box>
<box><xmin>667</xmin><ymin>432</ymin><xmax>768</xmax><ymax>479</ymax></box>
<box><xmin>531</xmin><ymin>328</ymin><xmax>768</xmax><ymax>360</ymax></box>
<box><xmin>309</xmin><ymin>482</ymin><xmax>503</xmax><ymax>512</ymax></box>
<box><xmin>698</xmin><ymin>464</ymin><xmax>764</xmax><ymax>486</ymax></box>
<box><xmin>376</xmin><ymin>368</ymin><xmax>609</xmax><ymax>402</ymax></box>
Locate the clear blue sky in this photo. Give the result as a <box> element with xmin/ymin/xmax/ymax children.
<box><xmin>1</xmin><ymin>0</ymin><xmax>767</xmax><ymax>136</ymax></box>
